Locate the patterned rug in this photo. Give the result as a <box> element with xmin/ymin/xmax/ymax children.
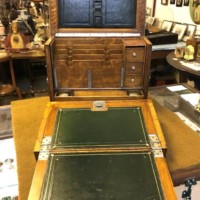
<box><xmin>0</xmin><ymin>105</ymin><xmax>12</xmax><ymax>139</ymax></box>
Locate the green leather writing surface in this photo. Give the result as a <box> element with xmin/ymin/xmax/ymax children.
<box><xmin>51</xmin><ymin>107</ymin><xmax>149</xmax><ymax>148</ymax></box>
<box><xmin>40</xmin><ymin>152</ymin><xmax>164</xmax><ymax>200</ymax></box>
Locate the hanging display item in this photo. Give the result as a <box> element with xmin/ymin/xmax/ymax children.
<box><xmin>176</xmin><ymin>0</ymin><xmax>183</xmax><ymax>7</ymax></box>
<box><xmin>190</xmin><ymin>0</ymin><xmax>200</xmax><ymax>24</ymax></box>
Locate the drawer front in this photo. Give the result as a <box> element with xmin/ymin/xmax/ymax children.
<box><xmin>124</xmin><ymin>75</ymin><xmax>142</xmax><ymax>87</ymax></box>
<box><xmin>125</xmin><ymin>62</ymin><xmax>143</xmax><ymax>74</ymax></box>
<box><xmin>125</xmin><ymin>48</ymin><xmax>145</xmax><ymax>62</ymax></box>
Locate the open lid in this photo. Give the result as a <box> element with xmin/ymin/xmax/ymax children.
<box><xmin>48</xmin><ymin>0</ymin><xmax>146</xmax><ymax>36</ymax></box>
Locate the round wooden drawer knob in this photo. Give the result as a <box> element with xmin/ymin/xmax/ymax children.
<box><xmin>131</xmin><ymin>66</ymin><xmax>136</xmax><ymax>71</ymax></box>
<box><xmin>131</xmin><ymin>78</ymin><xmax>135</xmax><ymax>83</ymax></box>
<box><xmin>132</xmin><ymin>52</ymin><xmax>136</xmax><ymax>57</ymax></box>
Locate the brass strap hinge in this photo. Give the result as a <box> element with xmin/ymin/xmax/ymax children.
<box><xmin>148</xmin><ymin>134</ymin><xmax>164</xmax><ymax>158</ymax></box>
<box><xmin>38</xmin><ymin>136</ymin><xmax>52</xmax><ymax>160</ymax></box>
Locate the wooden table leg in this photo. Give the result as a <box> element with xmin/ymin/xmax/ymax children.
<box><xmin>9</xmin><ymin>58</ymin><xmax>22</xmax><ymax>99</ymax></box>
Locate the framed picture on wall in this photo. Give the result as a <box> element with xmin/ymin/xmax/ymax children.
<box><xmin>161</xmin><ymin>0</ymin><xmax>168</xmax><ymax>5</ymax></box>
<box><xmin>146</xmin><ymin>0</ymin><xmax>156</xmax><ymax>17</ymax></box>
<box><xmin>170</xmin><ymin>0</ymin><xmax>175</xmax><ymax>4</ymax></box>
<box><xmin>182</xmin><ymin>24</ymin><xmax>197</xmax><ymax>41</ymax></box>
<box><xmin>161</xmin><ymin>20</ymin><xmax>174</xmax><ymax>31</ymax></box>
<box><xmin>183</xmin><ymin>0</ymin><xmax>189</xmax><ymax>6</ymax></box>
<box><xmin>172</xmin><ymin>23</ymin><xmax>187</xmax><ymax>40</ymax></box>
<box><xmin>190</xmin><ymin>1</ymin><xmax>200</xmax><ymax>24</ymax></box>
<box><xmin>146</xmin><ymin>17</ymin><xmax>156</xmax><ymax>25</ymax></box>
<box><xmin>176</xmin><ymin>0</ymin><xmax>183</xmax><ymax>7</ymax></box>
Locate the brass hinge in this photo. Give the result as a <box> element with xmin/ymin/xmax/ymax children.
<box><xmin>38</xmin><ymin>136</ymin><xmax>52</xmax><ymax>160</ymax></box>
<box><xmin>148</xmin><ymin>134</ymin><xmax>164</xmax><ymax>158</ymax></box>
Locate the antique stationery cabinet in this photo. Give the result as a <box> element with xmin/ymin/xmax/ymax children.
<box><xmin>28</xmin><ymin>0</ymin><xmax>177</xmax><ymax>199</ymax></box>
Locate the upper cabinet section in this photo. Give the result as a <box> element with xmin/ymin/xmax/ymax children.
<box><xmin>48</xmin><ymin>0</ymin><xmax>146</xmax><ymax>35</ymax></box>
<box><xmin>58</xmin><ymin>0</ymin><xmax>136</xmax><ymax>28</ymax></box>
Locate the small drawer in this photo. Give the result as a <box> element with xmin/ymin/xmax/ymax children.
<box><xmin>125</xmin><ymin>48</ymin><xmax>144</xmax><ymax>62</ymax></box>
<box><xmin>125</xmin><ymin>62</ymin><xmax>143</xmax><ymax>74</ymax></box>
<box><xmin>124</xmin><ymin>75</ymin><xmax>142</xmax><ymax>87</ymax></box>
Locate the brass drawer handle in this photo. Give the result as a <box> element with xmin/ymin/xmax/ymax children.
<box><xmin>132</xmin><ymin>52</ymin><xmax>137</xmax><ymax>57</ymax></box>
<box><xmin>131</xmin><ymin>66</ymin><xmax>136</xmax><ymax>71</ymax></box>
<box><xmin>131</xmin><ymin>78</ymin><xmax>135</xmax><ymax>83</ymax></box>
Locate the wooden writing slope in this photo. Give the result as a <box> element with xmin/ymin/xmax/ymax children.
<box><xmin>28</xmin><ymin>0</ymin><xmax>177</xmax><ymax>199</ymax></box>
<box><xmin>28</xmin><ymin>99</ymin><xmax>177</xmax><ymax>200</ymax></box>
<box><xmin>45</xmin><ymin>0</ymin><xmax>151</xmax><ymax>100</ymax></box>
